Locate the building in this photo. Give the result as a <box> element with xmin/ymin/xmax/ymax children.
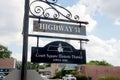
<box><xmin>0</xmin><ymin>58</ymin><xmax>16</xmax><ymax>75</ymax></box>
<box><xmin>51</xmin><ymin>64</ymin><xmax>77</xmax><ymax>76</ymax></box>
<box><xmin>80</xmin><ymin>65</ymin><xmax>120</xmax><ymax>80</ymax></box>
<box><xmin>51</xmin><ymin>64</ymin><xmax>120</xmax><ymax>80</ymax></box>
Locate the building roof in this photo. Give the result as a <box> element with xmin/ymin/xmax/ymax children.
<box><xmin>0</xmin><ymin>58</ymin><xmax>16</xmax><ymax>68</ymax></box>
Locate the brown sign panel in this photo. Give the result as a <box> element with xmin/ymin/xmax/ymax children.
<box><xmin>31</xmin><ymin>41</ymin><xmax>86</xmax><ymax>64</ymax></box>
<box><xmin>33</xmin><ymin>20</ymin><xmax>86</xmax><ymax>35</ymax></box>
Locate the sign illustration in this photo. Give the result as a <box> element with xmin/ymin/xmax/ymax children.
<box><xmin>57</xmin><ymin>43</ymin><xmax>63</xmax><ymax>53</ymax></box>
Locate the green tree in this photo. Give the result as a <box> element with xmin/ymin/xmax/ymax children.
<box><xmin>16</xmin><ymin>61</ymin><xmax>22</xmax><ymax>69</ymax></box>
<box><xmin>87</xmin><ymin>60</ymin><xmax>112</xmax><ymax>66</ymax></box>
<box><xmin>0</xmin><ymin>44</ymin><xmax>12</xmax><ymax>58</ymax></box>
<box><xmin>99</xmin><ymin>77</ymin><xmax>120</xmax><ymax>80</ymax></box>
<box><xmin>16</xmin><ymin>61</ymin><xmax>44</xmax><ymax>72</ymax></box>
<box><xmin>54</xmin><ymin>68</ymin><xmax>66</xmax><ymax>78</ymax></box>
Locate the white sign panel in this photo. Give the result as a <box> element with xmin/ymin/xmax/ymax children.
<box><xmin>33</xmin><ymin>20</ymin><xmax>86</xmax><ymax>35</ymax></box>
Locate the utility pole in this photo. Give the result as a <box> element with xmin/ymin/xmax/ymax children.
<box><xmin>21</xmin><ymin>0</ymin><xmax>29</xmax><ymax>80</ymax></box>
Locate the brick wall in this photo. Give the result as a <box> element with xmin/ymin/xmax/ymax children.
<box><xmin>81</xmin><ymin>65</ymin><xmax>120</xmax><ymax>80</ymax></box>
<box><xmin>0</xmin><ymin>58</ymin><xmax>16</xmax><ymax>68</ymax></box>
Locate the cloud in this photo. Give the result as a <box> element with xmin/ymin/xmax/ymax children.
<box><xmin>79</xmin><ymin>0</ymin><xmax>101</xmax><ymax>14</ymax></box>
<box><xmin>11</xmin><ymin>53</ymin><xmax>22</xmax><ymax>61</ymax></box>
<box><xmin>99</xmin><ymin>0</ymin><xmax>120</xmax><ymax>18</ymax></box>
<box><xmin>66</xmin><ymin>35</ymin><xmax>120</xmax><ymax>66</ymax></box>
<box><xmin>66</xmin><ymin>1</ymin><xmax>97</xmax><ymax>32</ymax></box>
<box><xmin>0</xmin><ymin>0</ymin><xmax>24</xmax><ymax>61</ymax></box>
<box><xmin>0</xmin><ymin>0</ymin><xmax>24</xmax><ymax>46</ymax></box>
<box><xmin>78</xmin><ymin>0</ymin><xmax>120</xmax><ymax>26</ymax></box>
<box><xmin>86</xmin><ymin>35</ymin><xmax>120</xmax><ymax>66</ymax></box>
<box><xmin>114</xmin><ymin>19</ymin><xmax>120</xmax><ymax>26</ymax></box>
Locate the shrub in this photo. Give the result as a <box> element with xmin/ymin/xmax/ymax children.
<box><xmin>99</xmin><ymin>77</ymin><xmax>120</xmax><ymax>80</ymax></box>
<box><xmin>76</xmin><ymin>76</ymin><xmax>88</xmax><ymax>80</ymax></box>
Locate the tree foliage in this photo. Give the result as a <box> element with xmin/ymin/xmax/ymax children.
<box><xmin>99</xmin><ymin>77</ymin><xmax>120</xmax><ymax>80</ymax></box>
<box><xmin>16</xmin><ymin>61</ymin><xmax>38</xmax><ymax>69</ymax></box>
<box><xmin>54</xmin><ymin>68</ymin><xmax>88</xmax><ymax>80</ymax></box>
<box><xmin>0</xmin><ymin>44</ymin><xmax>12</xmax><ymax>58</ymax></box>
<box><xmin>87</xmin><ymin>60</ymin><xmax>112</xmax><ymax>66</ymax></box>
<box><xmin>54</xmin><ymin>68</ymin><xmax>66</xmax><ymax>78</ymax></box>
<box><xmin>16</xmin><ymin>61</ymin><xmax>45</xmax><ymax>72</ymax></box>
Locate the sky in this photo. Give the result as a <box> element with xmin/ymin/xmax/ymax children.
<box><xmin>0</xmin><ymin>0</ymin><xmax>120</xmax><ymax>66</ymax></box>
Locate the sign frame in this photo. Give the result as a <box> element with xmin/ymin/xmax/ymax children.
<box><xmin>33</xmin><ymin>20</ymin><xmax>86</xmax><ymax>35</ymax></box>
<box><xmin>22</xmin><ymin>0</ymin><xmax>88</xmax><ymax>80</ymax></box>
<box><xmin>31</xmin><ymin>41</ymin><xmax>86</xmax><ymax>64</ymax></box>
